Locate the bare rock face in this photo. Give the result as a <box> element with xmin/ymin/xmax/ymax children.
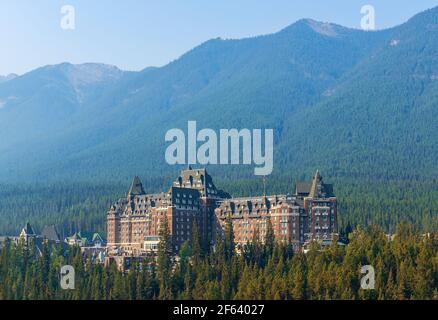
<box><xmin>306</xmin><ymin>19</ymin><xmax>339</xmax><ymax>37</ymax></box>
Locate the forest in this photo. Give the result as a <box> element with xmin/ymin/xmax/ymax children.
<box><xmin>0</xmin><ymin>221</ymin><xmax>437</xmax><ymax>300</ymax></box>
<box><xmin>0</xmin><ymin>174</ymin><xmax>437</xmax><ymax>238</ymax></box>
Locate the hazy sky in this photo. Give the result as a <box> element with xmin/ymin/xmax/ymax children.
<box><xmin>1</xmin><ymin>0</ymin><xmax>438</xmax><ymax>75</ymax></box>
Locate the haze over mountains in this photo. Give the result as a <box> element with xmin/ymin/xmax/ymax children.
<box><xmin>1</xmin><ymin>7</ymin><xmax>438</xmax><ymax>183</ymax></box>
<box><xmin>0</xmin><ymin>74</ymin><xmax>18</xmax><ymax>84</ymax></box>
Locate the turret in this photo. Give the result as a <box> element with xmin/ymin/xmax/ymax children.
<box><xmin>128</xmin><ymin>176</ymin><xmax>145</xmax><ymax>197</ymax></box>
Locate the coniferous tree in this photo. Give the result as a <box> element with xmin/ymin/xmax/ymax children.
<box><xmin>157</xmin><ymin>215</ymin><xmax>173</xmax><ymax>299</ymax></box>
<box><xmin>224</xmin><ymin>218</ymin><xmax>235</xmax><ymax>262</ymax></box>
<box><xmin>191</xmin><ymin>222</ymin><xmax>201</xmax><ymax>267</ymax></box>
<box><xmin>265</xmin><ymin>218</ymin><xmax>275</xmax><ymax>257</ymax></box>
<box><xmin>0</xmin><ymin>222</ymin><xmax>437</xmax><ymax>301</ymax></box>
<box><xmin>413</xmin><ymin>236</ymin><xmax>434</xmax><ymax>299</ymax></box>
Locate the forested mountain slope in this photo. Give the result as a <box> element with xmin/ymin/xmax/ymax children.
<box><xmin>0</xmin><ymin>15</ymin><xmax>393</xmax><ymax>181</ymax></box>
<box><xmin>0</xmin><ymin>8</ymin><xmax>438</xmax><ymax>235</ymax></box>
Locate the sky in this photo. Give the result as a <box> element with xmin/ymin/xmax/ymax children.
<box><xmin>1</xmin><ymin>0</ymin><xmax>438</xmax><ymax>75</ymax></box>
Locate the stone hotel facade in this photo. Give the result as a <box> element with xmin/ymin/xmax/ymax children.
<box><xmin>107</xmin><ymin>168</ymin><xmax>337</xmax><ymax>255</ymax></box>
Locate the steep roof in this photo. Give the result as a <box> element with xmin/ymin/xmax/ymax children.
<box><xmin>22</xmin><ymin>222</ymin><xmax>36</xmax><ymax>236</ymax></box>
<box><xmin>216</xmin><ymin>194</ymin><xmax>299</xmax><ymax>215</ymax></box>
<box><xmin>295</xmin><ymin>170</ymin><xmax>335</xmax><ymax>198</ymax></box>
<box><xmin>66</xmin><ymin>232</ymin><xmax>81</xmax><ymax>241</ymax></box>
<box><xmin>295</xmin><ymin>182</ymin><xmax>312</xmax><ymax>195</ymax></box>
<box><xmin>41</xmin><ymin>225</ymin><xmax>61</xmax><ymax>242</ymax></box>
<box><xmin>67</xmin><ymin>232</ymin><xmax>106</xmax><ymax>244</ymax></box>
<box><xmin>172</xmin><ymin>167</ymin><xmax>219</xmax><ymax>197</ymax></box>
<box><xmin>308</xmin><ymin>170</ymin><xmax>322</xmax><ymax>198</ymax></box>
<box><xmin>92</xmin><ymin>233</ymin><xmax>106</xmax><ymax>242</ymax></box>
<box><xmin>128</xmin><ymin>176</ymin><xmax>145</xmax><ymax>196</ymax></box>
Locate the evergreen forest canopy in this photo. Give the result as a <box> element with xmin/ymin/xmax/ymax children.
<box><xmin>0</xmin><ymin>222</ymin><xmax>437</xmax><ymax>300</ymax></box>
<box><xmin>0</xmin><ymin>175</ymin><xmax>437</xmax><ymax>237</ymax></box>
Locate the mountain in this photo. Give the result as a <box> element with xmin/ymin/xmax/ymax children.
<box><xmin>0</xmin><ymin>74</ymin><xmax>18</xmax><ymax>84</ymax></box>
<box><xmin>0</xmin><ymin>63</ymin><xmax>129</xmax><ymax>180</ymax></box>
<box><xmin>0</xmin><ymin>7</ymin><xmax>438</xmax><ymax>183</ymax></box>
<box><xmin>279</xmin><ymin>8</ymin><xmax>438</xmax><ymax>180</ymax></box>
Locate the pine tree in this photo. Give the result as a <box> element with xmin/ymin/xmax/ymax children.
<box><xmin>289</xmin><ymin>254</ymin><xmax>307</xmax><ymax>300</ymax></box>
<box><xmin>413</xmin><ymin>236</ymin><xmax>434</xmax><ymax>299</ymax></box>
<box><xmin>191</xmin><ymin>222</ymin><xmax>201</xmax><ymax>267</ymax></box>
<box><xmin>157</xmin><ymin>215</ymin><xmax>173</xmax><ymax>299</ymax></box>
<box><xmin>182</xmin><ymin>264</ymin><xmax>194</xmax><ymax>300</ymax></box>
<box><xmin>136</xmin><ymin>266</ymin><xmax>146</xmax><ymax>300</ymax></box>
<box><xmin>224</xmin><ymin>218</ymin><xmax>235</xmax><ymax>262</ymax></box>
<box><xmin>221</xmin><ymin>263</ymin><xmax>232</xmax><ymax>300</ymax></box>
<box><xmin>265</xmin><ymin>218</ymin><xmax>275</xmax><ymax>257</ymax></box>
<box><xmin>127</xmin><ymin>265</ymin><xmax>138</xmax><ymax>300</ymax></box>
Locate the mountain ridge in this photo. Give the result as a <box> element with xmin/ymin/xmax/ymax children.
<box><xmin>0</xmin><ymin>73</ymin><xmax>18</xmax><ymax>84</ymax></box>
<box><xmin>0</xmin><ymin>7</ymin><xmax>438</xmax><ymax>182</ymax></box>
